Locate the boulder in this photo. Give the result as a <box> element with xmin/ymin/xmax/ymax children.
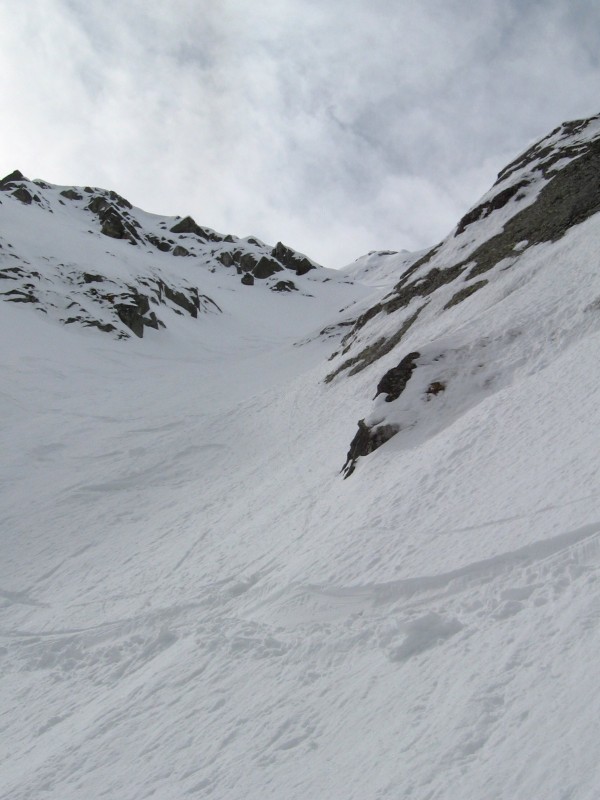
<box><xmin>271</xmin><ymin>280</ymin><xmax>297</xmax><ymax>292</ymax></box>
<box><xmin>252</xmin><ymin>257</ymin><xmax>283</xmax><ymax>279</ymax></box>
<box><xmin>169</xmin><ymin>216</ymin><xmax>207</xmax><ymax>238</ymax></box>
<box><xmin>374</xmin><ymin>351</ymin><xmax>420</xmax><ymax>401</ymax></box>
<box><xmin>271</xmin><ymin>241</ymin><xmax>316</xmax><ymax>275</ymax></box>
<box><xmin>12</xmin><ymin>187</ymin><xmax>33</xmax><ymax>205</ymax></box>
<box><xmin>342</xmin><ymin>420</ymin><xmax>399</xmax><ymax>478</ymax></box>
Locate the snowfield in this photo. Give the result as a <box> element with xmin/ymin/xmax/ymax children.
<box><xmin>2</xmin><ymin>117</ymin><xmax>600</xmax><ymax>799</ymax></box>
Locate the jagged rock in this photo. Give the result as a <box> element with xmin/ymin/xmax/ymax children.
<box><xmin>341</xmin><ymin>351</ymin><xmax>419</xmax><ymax>476</ymax></box>
<box><xmin>115</xmin><ymin>291</ymin><xmax>155</xmax><ymax>338</ymax></box>
<box><xmin>241</xmin><ymin>273</ymin><xmax>254</xmax><ymax>286</ymax></box>
<box><xmin>12</xmin><ymin>187</ymin><xmax>33</xmax><ymax>205</ymax></box>
<box><xmin>172</xmin><ymin>245</ymin><xmax>190</xmax><ymax>257</ymax></box>
<box><xmin>87</xmin><ymin>196</ymin><xmax>110</xmax><ymax>215</ymax></box>
<box><xmin>169</xmin><ymin>216</ymin><xmax>207</xmax><ymax>238</ymax></box>
<box><xmin>271</xmin><ymin>280</ymin><xmax>297</xmax><ymax>292</ymax></box>
<box><xmin>252</xmin><ymin>257</ymin><xmax>283</xmax><ymax>279</ymax></box>
<box><xmin>101</xmin><ymin>211</ymin><xmax>129</xmax><ymax>240</ymax></box>
<box><xmin>88</xmin><ymin>201</ymin><xmax>140</xmax><ymax>243</ymax></box>
<box><xmin>82</xmin><ymin>273</ymin><xmax>105</xmax><ymax>284</ymax></box>
<box><xmin>107</xmin><ymin>190</ymin><xmax>132</xmax><ymax>210</ymax></box>
<box><xmin>374</xmin><ymin>351</ymin><xmax>420</xmax><ymax>401</ymax></box>
<box><xmin>342</xmin><ymin>419</ymin><xmax>399</xmax><ymax>478</ymax></box>
<box><xmin>239</xmin><ymin>253</ymin><xmax>257</xmax><ymax>271</ymax></box>
<box><xmin>0</xmin><ymin>170</ymin><xmax>27</xmax><ymax>188</ymax></box>
<box><xmin>159</xmin><ymin>282</ymin><xmax>201</xmax><ymax>318</ymax></box>
<box><xmin>147</xmin><ymin>234</ymin><xmax>172</xmax><ymax>252</ymax></box>
<box><xmin>271</xmin><ymin>241</ymin><xmax>315</xmax><ymax>275</ymax></box>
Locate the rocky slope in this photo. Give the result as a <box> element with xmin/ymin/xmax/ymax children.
<box><xmin>334</xmin><ymin>113</ymin><xmax>600</xmax><ymax>474</ymax></box>
<box><xmin>0</xmin><ymin>170</ymin><xmax>330</xmax><ymax>340</ymax></box>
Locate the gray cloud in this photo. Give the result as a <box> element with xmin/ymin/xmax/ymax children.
<box><xmin>1</xmin><ymin>0</ymin><xmax>599</xmax><ymax>266</ymax></box>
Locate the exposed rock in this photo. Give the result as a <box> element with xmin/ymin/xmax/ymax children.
<box><xmin>455</xmin><ymin>181</ymin><xmax>528</xmax><ymax>236</ymax></box>
<box><xmin>241</xmin><ymin>273</ymin><xmax>254</xmax><ymax>286</ymax></box>
<box><xmin>326</xmin><ymin>307</ymin><xmax>423</xmax><ymax>382</ymax></box>
<box><xmin>341</xmin><ymin>351</ymin><xmax>420</xmax><ymax>476</ymax></box>
<box><xmin>159</xmin><ymin>282</ymin><xmax>201</xmax><ymax>317</ymax></box>
<box><xmin>252</xmin><ymin>257</ymin><xmax>283</xmax><ymax>279</ymax></box>
<box><xmin>115</xmin><ymin>291</ymin><xmax>157</xmax><ymax>338</ymax></box>
<box><xmin>146</xmin><ymin>234</ymin><xmax>172</xmax><ymax>252</ymax></box>
<box><xmin>218</xmin><ymin>251</ymin><xmax>235</xmax><ymax>267</ymax></box>
<box><xmin>82</xmin><ymin>273</ymin><xmax>105</xmax><ymax>284</ymax></box>
<box><xmin>271</xmin><ymin>280</ymin><xmax>297</xmax><ymax>292</ymax></box>
<box><xmin>60</xmin><ymin>189</ymin><xmax>83</xmax><ymax>201</ymax></box>
<box><xmin>374</xmin><ymin>351</ymin><xmax>420</xmax><ymax>401</ymax></box>
<box><xmin>342</xmin><ymin>419</ymin><xmax>399</xmax><ymax>478</ymax></box>
<box><xmin>84</xmin><ymin>320</ymin><xmax>118</xmax><ymax>333</ymax></box>
<box><xmin>426</xmin><ymin>381</ymin><xmax>445</xmax><ymax>397</ymax></box>
<box><xmin>170</xmin><ymin>216</ymin><xmax>207</xmax><ymax>238</ymax></box>
<box><xmin>0</xmin><ymin>170</ymin><xmax>27</xmax><ymax>188</ymax></box>
<box><xmin>172</xmin><ymin>245</ymin><xmax>190</xmax><ymax>257</ymax></box>
<box><xmin>87</xmin><ymin>199</ymin><xmax>140</xmax><ymax>243</ymax></box>
<box><xmin>12</xmin><ymin>187</ymin><xmax>33</xmax><ymax>205</ymax></box>
<box><xmin>101</xmin><ymin>210</ymin><xmax>132</xmax><ymax>240</ymax></box>
<box><xmin>239</xmin><ymin>253</ymin><xmax>257</xmax><ymax>271</ymax></box>
<box><xmin>444</xmin><ymin>280</ymin><xmax>488</xmax><ymax>310</ymax></box>
<box><xmin>271</xmin><ymin>241</ymin><xmax>315</xmax><ymax>275</ymax></box>
<box><xmin>107</xmin><ymin>190</ymin><xmax>132</xmax><ymax>210</ymax></box>
<box><xmin>1</xmin><ymin>288</ymin><xmax>38</xmax><ymax>303</ymax></box>
<box><xmin>0</xmin><ymin>266</ymin><xmax>25</xmax><ymax>280</ymax></box>
<box><xmin>87</xmin><ymin>196</ymin><xmax>110</xmax><ymax>215</ymax></box>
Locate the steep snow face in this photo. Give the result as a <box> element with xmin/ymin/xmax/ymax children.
<box><xmin>2</xmin><ymin>116</ymin><xmax>600</xmax><ymax>800</ymax></box>
<box><xmin>334</xmin><ymin>113</ymin><xmax>600</xmax><ymax>474</ymax></box>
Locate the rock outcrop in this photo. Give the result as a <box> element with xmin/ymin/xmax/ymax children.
<box><xmin>337</xmin><ymin>113</ymin><xmax>600</xmax><ymax>475</ymax></box>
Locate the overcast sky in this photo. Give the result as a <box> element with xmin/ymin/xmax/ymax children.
<box><xmin>2</xmin><ymin>0</ymin><xmax>599</xmax><ymax>267</ymax></box>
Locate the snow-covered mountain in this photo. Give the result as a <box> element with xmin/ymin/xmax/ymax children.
<box><xmin>2</xmin><ymin>114</ymin><xmax>600</xmax><ymax>800</ymax></box>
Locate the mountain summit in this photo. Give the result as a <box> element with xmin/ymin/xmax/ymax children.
<box><xmin>2</xmin><ymin>114</ymin><xmax>600</xmax><ymax>800</ymax></box>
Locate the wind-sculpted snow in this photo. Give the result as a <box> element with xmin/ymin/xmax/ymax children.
<box><xmin>2</xmin><ymin>116</ymin><xmax>600</xmax><ymax>800</ymax></box>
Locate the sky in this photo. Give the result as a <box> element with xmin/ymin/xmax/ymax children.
<box><xmin>1</xmin><ymin>0</ymin><xmax>600</xmax><ymax>267</ymax></box>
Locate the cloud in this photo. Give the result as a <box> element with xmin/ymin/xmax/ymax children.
<box><xmin>1</xmin><ymin>0</ymin><xmax>599</xmax><ymax>266</ymax></box>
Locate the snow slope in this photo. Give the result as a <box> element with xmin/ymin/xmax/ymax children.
<box><xmin>2</xmin><ymin>116</ymin><xmax>600</xmax><ymax>800</ymax></box>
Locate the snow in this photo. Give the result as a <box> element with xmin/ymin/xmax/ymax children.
<box><xmin>2</xmin><ymin>142</ymin><xmax>600</xmax><ymax>799</ymax></box>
